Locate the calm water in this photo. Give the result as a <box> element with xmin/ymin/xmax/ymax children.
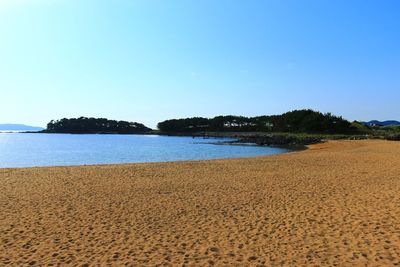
<box><xmin>0</xmin><ymin>133</ymin><xmax>289</xmax><ymax>168</ymax></box>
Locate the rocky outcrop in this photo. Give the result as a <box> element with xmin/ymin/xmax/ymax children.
<box><xmin>387</xmin><ymin>134</ymin><xmax>400</xmax><ymax>141</ymax></box>
<box><xmin>234</xmin><ymin>134</ymin><xmax>321</xmax><ymax>146</ymax></box>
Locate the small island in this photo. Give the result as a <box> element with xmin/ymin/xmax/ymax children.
<box><xmin>43</xmin><ymin>117</ymin><xmax>152</xmax><ymax>134</ymax></box>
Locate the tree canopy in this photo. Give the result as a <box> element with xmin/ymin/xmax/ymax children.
<box><xmin>45</xmin><ymin>117</ymin><xmax>152</xmax><ymax>134</ymax></box>
<box><xmin>157</xmin><ymin>109</ymin><xmax>356</xmax><ymax>134</ymax></box>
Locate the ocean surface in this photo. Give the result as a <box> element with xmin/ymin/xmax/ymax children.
<box><xmin>0</xmin><ymin>133</ymin><xmax>289</xmax><ymax>168</ymax></box>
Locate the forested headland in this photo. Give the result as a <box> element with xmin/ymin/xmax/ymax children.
<box><xmin>157</xmin><ymin>109</ymin><xmax>358</xmax><ymax>134</ymax></box>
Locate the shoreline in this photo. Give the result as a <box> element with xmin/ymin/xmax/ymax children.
<box><xmin>0</xmin><ymin>132</ymin><xmax>296</xmax><ymax>169</ymax></box>
<box><xmin>23</xmin><ymin>130</ymin><xmax>380</xmax><ymax>147</ymax></box>
<box><xmin>0</xmin><ymin>144</ymin><xmax>297</xmax><ymax>170</ymax></box>
<box><xmin>19</xmin><ymin>130</ymin><xmax>324</xmax><ymax>148</ymax></box>
<box><xmin>1</xmin><ymin>140</ymin><xmax>400</xmax><ymax>266</ymax></box>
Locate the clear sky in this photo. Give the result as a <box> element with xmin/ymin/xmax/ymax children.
<box><xmin>1</xmin><ymin>0</ymin><xmax>399</xmax><ymax>128</ymax></box>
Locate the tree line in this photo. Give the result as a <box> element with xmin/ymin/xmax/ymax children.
<box><xmin>157</xmin><ymin>109</ymin><xmax>357</xmax><ymax>134</ymax></box>
<box><xmin>44</xmin><ymin>110</ymin><xmax>361</xmax><ymax>135</ymax></box>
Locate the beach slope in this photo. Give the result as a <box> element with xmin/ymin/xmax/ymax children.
<box><xmin>1</xmin><ymin>140</ymin><xmax>400</xmax><ymax>266</ymax></box>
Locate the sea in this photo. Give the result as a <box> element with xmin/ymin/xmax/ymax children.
<box><xmin>0</xmin><ymin>133</ymin><xmax>289</xmax><ymax>168</ymax></box>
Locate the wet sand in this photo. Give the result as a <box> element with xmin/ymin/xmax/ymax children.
<box><xmin>1</xmin><ymin>140</ymin><xmax>400</xmax><ymax>266</ymax></box>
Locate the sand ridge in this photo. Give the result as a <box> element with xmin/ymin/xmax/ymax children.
<box><xmin>1</xmin><ymin>140</ymin><xmax>400</xmax><ymax>266</ymax></box>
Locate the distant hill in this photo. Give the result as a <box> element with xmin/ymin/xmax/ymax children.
<box><xmin>363</xmin><ymin>120</ymin><xmax>400</xmax><ymax>127</ymax></box>
<box><xmin>0</xmin><ymin>124</ymin><xmax>44</xmax><ymax>132</ymax></box>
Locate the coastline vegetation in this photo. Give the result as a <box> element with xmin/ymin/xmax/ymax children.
<box><xmin>41</xmin><ymin>110</ymin><xmax>400</xmax><ymax>144</ymax></box>
<box><xmin>157</xmin><ymin>109</ymin><xmax>356</xmax><ymax>134</ymax></box>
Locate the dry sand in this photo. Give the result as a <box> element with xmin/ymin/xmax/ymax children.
<box><xmin>1</xmin><ymin>140</ymin><xmax>400</xmax><ymax>266</ymax></box>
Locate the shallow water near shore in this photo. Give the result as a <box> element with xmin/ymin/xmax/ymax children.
<box><xmin>0</xmin><ymin>133</ymin><xmax>289</xmax><ymax>168</ymax></box>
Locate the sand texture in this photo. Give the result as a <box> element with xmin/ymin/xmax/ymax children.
<box><xmin>1</xmin><ymin>140</ymin><xmax>400</xmax><ymax>266</ymax></box>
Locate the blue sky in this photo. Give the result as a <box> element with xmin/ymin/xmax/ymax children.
<box><xmin>1</xmin><ymin>0</ymin><xmax>399</xmax><ymax>128</ymax></box>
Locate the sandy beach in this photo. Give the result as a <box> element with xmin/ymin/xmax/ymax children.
<box><xmin>1</xmin><ymin>140</ymin><xmax>400</xmax><ymax>266</ymax></box>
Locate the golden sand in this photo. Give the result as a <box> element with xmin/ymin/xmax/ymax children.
<box><xmin>1</xmin><ymin>140</ymin><xmax>400</xmax><ymax>266</ymax></box>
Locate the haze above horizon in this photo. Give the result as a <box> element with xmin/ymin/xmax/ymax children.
<box><xmin>1</xmin><ymin>0</ymin><xmax>399</xmax><ymax>128</ymax></box>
